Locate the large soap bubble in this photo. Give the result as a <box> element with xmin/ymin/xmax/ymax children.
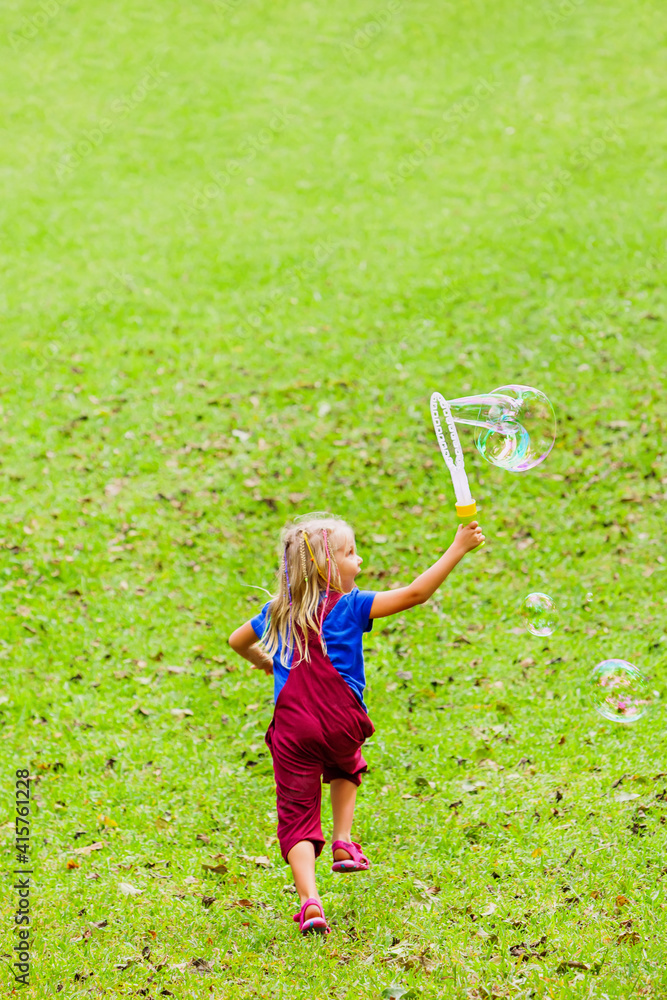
<box><xmin>521</xmin><ymin>592</ymin><xmax>559</xmax><ymax>637</ymax></box>
<box><xmin>589</xmin><ymin>659</ymin><xmax>653</xmax><ymax>723</ymax></box>
<box><xmin>448</xmin><ymin>384</ymin><xmax>556</xmax><ymax>472</ymax></box>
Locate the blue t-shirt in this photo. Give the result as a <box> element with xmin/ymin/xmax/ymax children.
<box><xmin>250</xmin><ymin>588</ymin><xmax>377</xmax><ymax>712</ymax></box>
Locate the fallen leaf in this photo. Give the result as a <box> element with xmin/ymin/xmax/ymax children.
<box><xmin>531</xmin><ymin>847</ymin><xmax>543</xmax><ymax>858</ymax></box>
<box><xmin>509</xmin><ymin>935</ymin><xmax>547</xmax><ymax>959</ymax></box>
<box><xmin>240</xmin><ymin>854</ymin><xmax>272</xmax><ymax>868</ymax></box>
<box><xmin>556</xmin><ymin>959</ymin><xmax>590</xmax><ymax>972</ymax></box>
<box><xmin>201</xmin><ymin>862</ymin><xmax>229</xmax><ymax>875</ymax></box>
<box><xmin>617</xmin><ymin>931</ymin><xmax>640</xmax><ymax>945</ymax></box>
<box><xmin>73</xmin><ymin>841</ymin><xmax>105</xmax><ymax>856</ymax></box>
<box><xmin>495</xmin><ymin>701</ymin><xmax>514</xmax><ymax>715</ymax></box>
<box><xmin>614</xmin><ymin>792</ymin><xmax>639</xmax><ymax>802</ymax></box>
<box><xmin>66</xmin><ymin>859</ymin><xmax>80</xmax><ymax>870</ymax></box>
<box><xmin>478</xmin><ymin>758</ymin><xmax>503</xmax><ymax>771</ymax></box>
<box><xmin>189</xmin><ymin>957</ymin><xmax>215</xmax><ymax>974</ymax></box>
<box><xmin>118</xmin><ymin>882</ymin><xmax>142</xmax><ymax>896</ymax></box>
<box><xmin>115</xmin><ymin>958</ymin><xmax>136</xmax><ymax>971</ymax></box>
<box><xmin>461</xmin><ymin>780</ymin><xmax>487</xmax><ymax>792</ymax></box>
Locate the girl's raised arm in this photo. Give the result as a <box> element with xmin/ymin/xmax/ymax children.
<box><xmin>369</xmin><ymin>521</ymin><xmax>484</xmax><ymax>620</ymax></box>
<box><xmin>228</xmin><ymin>621</ymin><xmax>274</xmax><ymax>674</ymax></box>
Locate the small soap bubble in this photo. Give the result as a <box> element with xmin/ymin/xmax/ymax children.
<box><xmin>589</xmin><ymin>659</ymin><xmax>653</xmax><ymax>723</ymax></box>
<box><xmin>521</xmin><ymin>592</ymin><xmax>559</xmax><ymax>637</ymax></box>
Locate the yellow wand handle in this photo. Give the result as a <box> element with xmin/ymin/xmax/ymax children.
<box><xmin>455</xmin><ymin>500</ymin><xmax>485</xmax><ymax>551</ymax></box>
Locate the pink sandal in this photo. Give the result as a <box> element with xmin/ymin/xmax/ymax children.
<box><xmin>292</xmin><ymin>897</ymin><xmax>330</xmax><ymax>936</ymax></box>
<box><xmin>331</xmin><ymin>840</ymin><xmax>371</xmax><ymax>873</ymax></box>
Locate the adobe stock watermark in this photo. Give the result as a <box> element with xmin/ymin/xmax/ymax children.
<box><xmin>52</xmin><ymin>59</ymin><xmax>169</xmax><ymax>182</ymax></box>
<box><xmin>386</xmin><ymin>78</ymin><xmax>499</xmax><ymax>190</ymax></box>
<box><xmin>179</xmin><ymin>107</ymin><xmax>297</xmax><ymax>222</ymax></box>
<box><xmin>238</xmin><ymin>239</ymin><xmax>338</xmax><ymax>335</ymax></box>
<box><xmin>213</xmin><ymin>0</ymin><xmax>247</xmax><ymax>14</ymax></box>
<box><xmin>8</xmin><ymin>0</ymin><xmax>62</xmax><ymax>51</ymax></box>
<box><xmin>513</xmin><ymin>119</ymin><xmax>626</xmax><ymax>227</ymax></box>
<box><xmin>60</xmin><ymin>268</ymin><xmax>136</xmax><ymax>338</ymax></box>
<box><xmin>576</xmin><ymin>249</ymin><xmax>666</xmax><ymax>345</ymax></box>
<box><xmin>545</xmin><ymin>0</ymin><xmax>586</xmax><ymax>26</ymax></box>
<box><xmin>340</xmin><ymin>0</ymin><xmax>403</xmax><ymax>62</ymax></box>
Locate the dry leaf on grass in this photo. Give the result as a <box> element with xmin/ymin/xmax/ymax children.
<box><xmin>617</xmin><ymin>931</ymin><xmax>640</xmax><ymax>945</ymax></box>
<box><xmin>118</xmin><ymin>882</ymin><xmax>142</xmax><ymax>896</ymax></box>
<box><xmin>239</xmin><ymin>854</ymin><xmax>272</xmax><ymax>868</ymax></box>
<box><xmin>189</xmin><ymin>957</ymin><xmax>215</xmax><ymax>974</ymax></box>
<box><xmin>201</xmin><ymin>861</ymin><xmax>229</xmax><ymax>875</ymax></box>
<box><xmin>509</xmin><ymin>935</ymin><xmax>548</xmax><ymax>959</ymax></box>
<box><xmin>73</xmin><ymin>841</ymin><xmax>105</xmax><ymax>856</ymax></box>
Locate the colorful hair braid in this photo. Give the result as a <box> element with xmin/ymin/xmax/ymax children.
<box><xmin>299</xmin><ymin>532</ymin><xmax>308</xmax><ymax>582</ymax></box>
<box><xmin>319</xmin><ymin>527</ymin><xmax>333</xmax><ymax>644</ymax></box>
<box><xmin>283</xmin><ymin>547</ymin><xmax>293</xmax><ymax>648</ymax></box>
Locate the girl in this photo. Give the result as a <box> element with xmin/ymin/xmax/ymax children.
<box><xmin>228</xmin><ymin>513</ymin><xmax>484</xmax><ymax>936</ymax></box>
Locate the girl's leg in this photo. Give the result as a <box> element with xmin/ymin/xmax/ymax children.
<box><xmin>286</xmin><ymin>840</ymin><xmax>322</xmax><ymax>920</ymax></box>
<box><xmin>330</xmin><ymin>777</ymin><xmax>358</xmax><ymax>861</ymax></box>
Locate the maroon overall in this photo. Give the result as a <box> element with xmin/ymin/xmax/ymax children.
<box><xmin>264</xmin><ymin>592</ymin><xmax>375</xmax><ymax>864</ymax></box>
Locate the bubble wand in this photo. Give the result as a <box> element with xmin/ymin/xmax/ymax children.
<box><xmin>430</xmin><ymin>391</ymin><xmax>484</xmax><ymax>550</ymax></box>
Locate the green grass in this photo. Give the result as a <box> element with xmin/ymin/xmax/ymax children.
<box><xmin>1</xmin><ymin>0</ymin><xmax>667</xmax><ymax>996</ymax></box>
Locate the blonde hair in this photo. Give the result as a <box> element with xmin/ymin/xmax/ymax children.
<box><xmin>259</xmin><ymin>515</ymin><xmax>354</xmax><ymax>667</ymax></box>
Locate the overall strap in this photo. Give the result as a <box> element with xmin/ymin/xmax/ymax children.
<box><xmin>318</xmin><ymin>590</ymin><xmax>344</xmax><ymax>626</ymax></box>
<box><xmin>291</xmin><ymin>591</ymin><xmax>344</xmax><ymax>666</ymax></box>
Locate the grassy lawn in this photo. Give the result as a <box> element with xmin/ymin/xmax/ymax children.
<box><xmin>1</xmin><ymin>0</ymin><xmax>666</xmax><ymax>996</ymax></box>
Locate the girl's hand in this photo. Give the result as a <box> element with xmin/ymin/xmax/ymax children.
<box><xmin>228</xmin><ymin>622</ymin><xmax>274</xmax><ymax>675</ymax></box>
<box><xmin>452</xmin><ymin>521</ymin><xmax>485</xmax><ymax>555</ymax></box>
<box><xmin>250</xmin><ymin>660</ymin><xmax>274</xmax><ymax>676</ymax></box>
